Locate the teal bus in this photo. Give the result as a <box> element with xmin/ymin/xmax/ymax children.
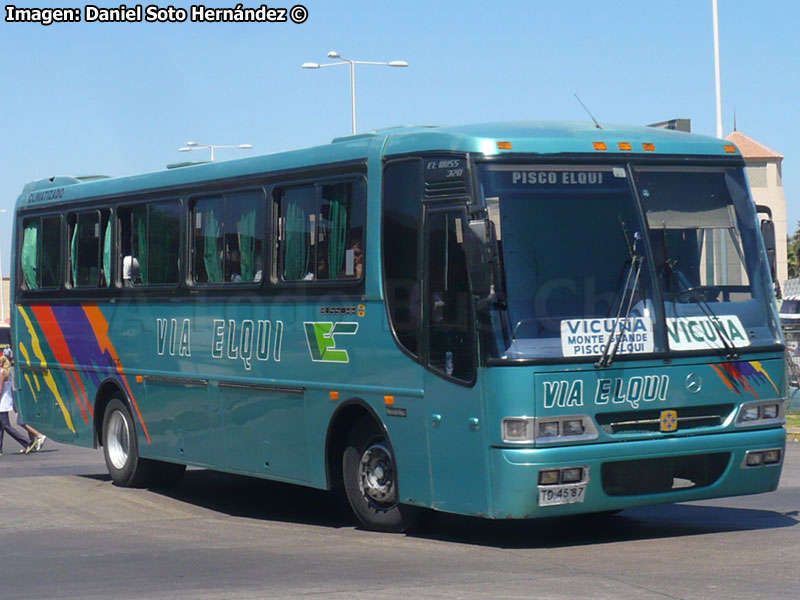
<box><xmin>11</xmin><ymin>122</ymin><xmax>786</xmax><ymax>531</ymax></box>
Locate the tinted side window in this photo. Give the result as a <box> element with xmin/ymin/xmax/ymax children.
<box><xmin>191</xmin><ymin>190</ymin><xmax>265</xmax><ymax>284</ymax></box>
<box><xmin>382</xmin><ymin>160</ymin><xmax>422</xmax><ymax>357</ymax></box>
<box><xmin>68</xmin><ymin>209</ymin><xmax>111</xmax><ymax>288</ymax></box>
<box><xmin>276</xmin><ymin>180</ymin><xmax>365</xmax><ymax>282</ymax></box>
<box><xmin>119</xmin><ymin>201</ymin><xmax>180</xmax><ymax>286</ymax></box>
<box><xmin>20</xmin><ymin>215</ymin><xmax>62</xmax><ymax>290</ymax></box>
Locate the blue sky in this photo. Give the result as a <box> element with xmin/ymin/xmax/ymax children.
<box><xmin>1</xmin><ymin>0</ymin><xmax>798</xmax><ymax>273</ymax></box>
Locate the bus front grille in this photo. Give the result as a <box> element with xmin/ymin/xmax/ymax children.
<box><xmin>601</xmin><ymin>453</ymin><xmax>731</xmax><ymax>496</ymax></box>
<box><xmin>595</xmin><ymin>404</ymin><xmax>736</xmax><ymax>435</ymax></box>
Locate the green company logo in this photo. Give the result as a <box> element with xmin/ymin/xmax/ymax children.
<box><xmin>304</xmin><ymin>321</ymin><xmax>359</xmax><ymax>363</ymax></box>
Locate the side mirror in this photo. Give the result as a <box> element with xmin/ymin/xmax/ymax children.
<box><xmin>760</xmin><ymin>219</ymin><xmax>776</xmax><ymax>277</ymax></box>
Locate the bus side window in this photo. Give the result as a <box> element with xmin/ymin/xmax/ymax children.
<box><xmin>118</xmin><ymin>202</ymin><xmax>180</xmax><ymax>286</ymax></box>
<box><xmin>276</xmin><ymin>180</ymin><xmax>364</xmax><ymax>282</ymax></box>
<box><xmin>20</xmin><ymin>215</ymin><xmax>62</xmax><ymax>291</ymax></box>
<box><xmin>320</xmin><ymin>182</ymin><xmax>365</xmax><ymax>280</ymax></box>
<box><xmin>383</xmin><ymin>160</ymin><xmax>422</xmax><ymax>358</ymax></box>
<box><xmin>68</xmin><ymin>209</ymin><xmax>111</xmax><ymax>288</ymax></box>
<box><xmin>191</xmin><ymin>191</ymin><xmax>264</xmax><ymax>285</ymax></box>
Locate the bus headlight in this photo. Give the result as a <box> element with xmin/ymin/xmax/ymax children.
<box><xmin>742</xmin><ymin>448</ymin><xmax>782</xmax><ymax>468</ymax></box>
<box><xmin>538</xmin><ymin>470</ymin><xmax>560</xmax><ymax>485</ymax></box>
<box><xmin>741</xmin><ymin>407</ymin><xmax>760</xmax><ymax>421</ymax></box>
<box><xmin>563</xmin><ymin>419</ymin><xmax>585</xmax><ymax>436</ymax></box>
<box><xmin>735</xmin><ymin>400</ymin><xmax>785</xmax><ymax>427</ymax></box>
<box><xmin>761</xmin><ymin>404</ymin><xmax>779</xmax><ymax>420</ymax></box>
<box><xmin>538</xmin><ymin>421</ymin><xmax>560</xmax><ymax>438</ymax></box>
<box><xmin>502</xmin><ymin>418</ymin><xmax>534</xmax><ymax>444</ymax></box>
<box><xmin>502</xmin><ymin>415</ymin><xmax>599</xmax><ymax>445</ymax></box>
<box><xmin>561</xmin><ymin>467</ymin><xmax>584</xmax><ymax>483</ymax></box>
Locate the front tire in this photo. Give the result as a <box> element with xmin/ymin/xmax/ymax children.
<box><xmin>342</xmin><ymin>417</ymin><xmax>419</xmax><ymax>532</ymax></box>
<box><xmin>102</xmin><ymin>397</ymin><xmax>157</xmax><ymax>487</ymax></box>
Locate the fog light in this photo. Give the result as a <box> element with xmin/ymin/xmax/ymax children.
<box><xmin>763</xmin><ymin>449</ymin><xmax>781</xmax><ymax>464</ymax></box>
<box><xmin>563</xmin><ymin>419</ymin><xmax>585</xmax><ymax>436</ymax></box>
<box><xmin>503</xmin><ymin>418</ymin><xmax>533</xmax><ymax>443</ymax></box>
<box><xmin>762</xmin><ymin>404</ymin><xmax>779</xmax><ymax>419</ymax></box>
<box><xmin>746</xmin><ymin>452</ymin><xmax>764</xmax><ymax>466</ymax></box>
<box><xmin>561</xmin><ymin>467</ymin><xmax>584</xmax><ymax>483</ymax></box>
<box><xmin>538</xmin><ymin>421</ymin><xmax>559</xmax><ymax>438</ymax></box>
<box><xmin>539</xmin><ymin>470</ymin><xmax>560</xmax><ymax>485</ymax></box>
<box><xmin>741</xmin><ymin>407</ymin><xmax>760</xmax><ymax>421</ymax></box>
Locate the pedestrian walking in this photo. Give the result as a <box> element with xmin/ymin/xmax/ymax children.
<box><xmin>0</xmin><ymin>355</ymin><xmax>34</xmax><ymax>455</ymax></box>
<box><xmin>3</xmin><ymin>348</ymin><xmax>46</xmax><ymax>451</ymax></box>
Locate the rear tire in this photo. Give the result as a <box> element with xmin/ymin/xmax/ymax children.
<box><xmin>342</xmin><ymin>417</ymin><xmax>419</xmax><ymax>532</ymax></box>
<box><xmin>102</xmin><ymin>397</ymin><xmax>157</xmax><ymax>487</ymax></box>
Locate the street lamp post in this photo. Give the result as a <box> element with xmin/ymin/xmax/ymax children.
<box><xmin>302</xmin><ymin>51</ymin><xmax>408</xmax><ymax>134</ymax></box>
<box><xmin>179</xmin><ymin>141</ymin><xmax>253</xmax><ymax>161</ymax></box>
<box><xmin>712</xmin><ymin>0</ymin><xmax>723</xmax><ymax>138</ymax></box>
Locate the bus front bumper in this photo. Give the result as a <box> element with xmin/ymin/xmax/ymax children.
<box><xmin>489</xmin><ymin>427</ymin><xmax>786</xmax><ymax>519</ymax></box>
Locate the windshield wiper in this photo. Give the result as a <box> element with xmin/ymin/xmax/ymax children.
<box><xmin>658</xmin><ymin>226</ymin><xmax>739</xmax><ymax>359</ymax></box>
<box><xmin>664</xmin><ymin>260</ymin><xmax>739</xmax><ymax>359</ymax></box>
<box><xmin>596</xmin><ymin>231</ymin><xmax>643</xmax><ymax>368</ymax></box>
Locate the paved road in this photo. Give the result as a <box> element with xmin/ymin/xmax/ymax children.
<box><xmin>1</xmin><ymin>439</ymin><xmax>798</xmax><ymax>599</ymax></box>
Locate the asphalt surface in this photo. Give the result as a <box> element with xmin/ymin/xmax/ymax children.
<box><xmin>0</xmin><ymin>437</ymin><xmax>798</xmax><ymax>599</ymax></box>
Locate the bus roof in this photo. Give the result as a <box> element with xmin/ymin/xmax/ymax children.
<box><xmin>16</xmin><ymin>121</ymin><xmax>740</xmax><ymax>210</ymax></box>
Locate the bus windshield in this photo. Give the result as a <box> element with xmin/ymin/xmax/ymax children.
<box><xmin>633</xmin><ymin>166</ymin><xmax>780</xmax><ymax>353</ymax></box>
<box><xmin>478</xmin><ymin>164</ymin><xmax>658</xmax><ymax>360</ymax></box>
<box><xmin>476</xmin><ymin>163</ymin><xmax>781</xmax><ymax>361</ymax></box>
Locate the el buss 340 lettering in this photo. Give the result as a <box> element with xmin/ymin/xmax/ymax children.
<box><xmin>11</xmin><ymin>121</ymin><xmax>787</xmax><ymax>532</ymax></box>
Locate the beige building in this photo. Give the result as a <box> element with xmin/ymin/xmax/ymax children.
<box><xmin>725</xmin><ymin>131</ymin><xmax>788</xmax><ymax>288</ymax></box>
<box><xmin>1</xmin><ymin>276</ymin><xmax>8</xmax><ymax>326</ymax></box>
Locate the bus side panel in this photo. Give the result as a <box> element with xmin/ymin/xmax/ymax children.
<box><xmin>140</xmin><ymin>379</ymin><xmax>215</xmax><ymax>466</ymax></box>
<box><xmin>221</xmin><ymin>384</ymin><xmax>310</xmax><ymax>482</ymax></box>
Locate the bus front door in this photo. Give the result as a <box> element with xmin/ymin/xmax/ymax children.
<box><xmin>423</xmin><ymin>207</ymin><xmax>489</xmax><ymax>516</ymax></box>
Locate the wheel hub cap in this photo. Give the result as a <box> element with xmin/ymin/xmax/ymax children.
<box><xmin>358</xmin><ymin>443</ymin><xmax>396</xmax><ymax>505</ymax></box>
<box><xmin>107</xmin><ymin>411</ymin><xmax>130</xmax><ymax>470</ymax></box>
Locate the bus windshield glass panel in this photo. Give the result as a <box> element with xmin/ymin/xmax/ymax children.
<box><xmin>633</xmin><ymin>166</ymin><xmax>780</xmax><ymax>352</ymax></box>
<box><xmin>477</xmin><ymin>165</ymin><xmax>658</xmax><ymax>360</ymax></box>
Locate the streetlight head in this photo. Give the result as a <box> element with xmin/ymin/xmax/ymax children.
<box><xmin>186</xmin><ymin>141</ymin><xmax>198</xmax><ymax>147</ymax></box>
<box><xmin>302</xmin><ymin>62</ymin><xmax>320</xmax><ymax>69</ymax></box>
<box><xmin>327</xmin><ymin>51</ymin><xmax>340</xmax><ymax>59</ymax></box>
<box><xmin>179</xmin><ymin>147</ymin><xmax>192</xmax><ymax>152</ymax></box>
<box><xmin>237</xmin><ymin>144</ymin><xmax>253</xmax><ymax>149</ymax></box>
<box><xmin>388</xmin><ymin>61</ymin><xmax>409</xmax><ymax>68</ymax></box>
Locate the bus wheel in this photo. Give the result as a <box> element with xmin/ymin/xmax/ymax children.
<box><xmin>342</xmin><ymin>419</ymin><xmax>418</xmax><ymax>532</ymax></box>
<box><xmin>102</xmin><ymin>397</ymin><xmax>155</xmax><ymax>487</ymax></box>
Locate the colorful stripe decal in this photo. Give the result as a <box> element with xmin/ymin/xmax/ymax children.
<box><xmin>30</xmin><ymin>305</ymin><xmax>92</xmax><ymax>423</ymax></box>
<box><xmin>748</xmin><ymin>361</ymin><xmax>779</xmax><ymax>394</ymax></box>
<box><xmin>16</xmin><ymin>303</ymin><xmax>151</xmax><ymax>445</ymax></box>
<box><xmin>18</xmin><ymin>341</ymin><xmax>39</xmax><ymax>401</ymax></box>
<box><xmin>82</xmin><ymin>305</ymin><xmax>151</xmax><ymax>445</ymax></box>
<box><xmin>17</xmin><ymin>306</ymin><xmax>76</xmax><ymax>433</ymax></box>
<box><xmin>710</xmin><ymin>360</ymin><xmax>779</xmax><ymax>399</ymax></box>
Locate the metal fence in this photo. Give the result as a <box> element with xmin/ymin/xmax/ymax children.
<box><xmin>784</xmin><ymin>324</ymin><xmax>800</xmax><ymax>412</ymax></box>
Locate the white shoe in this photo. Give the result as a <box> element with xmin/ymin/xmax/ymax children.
<box><xmin>36</xmin><ymin>435</ymin><xmax>47</xmax><ymax>451</ymax></box>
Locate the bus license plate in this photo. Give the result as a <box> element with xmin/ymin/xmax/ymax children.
<box><xmin>538</xmin><ymin>484</ymin><xmax>586</xmax><ymax>506</ymax></box>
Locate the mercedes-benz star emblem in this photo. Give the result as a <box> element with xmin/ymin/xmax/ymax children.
<box><xmin>686</xmin><ymin>373</ymin><xmax>703</xmax><ymax>394</ymax></box>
